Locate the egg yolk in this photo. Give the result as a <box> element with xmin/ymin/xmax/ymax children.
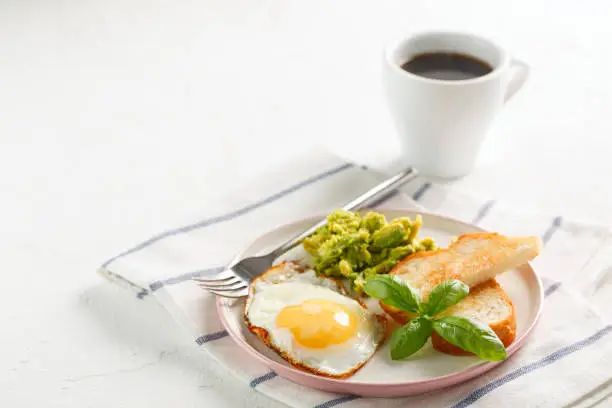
<box><xmin>275</xmin><ymin>299</ymin><xmax>358</xmax><ymax>348</ymax></box>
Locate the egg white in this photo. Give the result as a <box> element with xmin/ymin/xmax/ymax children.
<box><xmin>245</xmin><ymin>263</ymin><xmax>385</xmax><ymax>377</ymax></box>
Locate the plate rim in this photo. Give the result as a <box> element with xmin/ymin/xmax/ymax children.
<box><xmin>216</xmin><ymin>209</ymin><xmax>544</xmax><ymax>392</ymax></box>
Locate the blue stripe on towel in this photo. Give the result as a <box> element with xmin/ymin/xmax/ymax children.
<box><xmin>139</xmin><ymin>266</ymin><xmax>225</xmax><ymax>298</ymax></box>
<box><xmin>412</xmin><ymin>181</ymin><xmax>431</xmax><ymax>201</ymax></box>
<box><xmin>313</xmin><ymin>395</ymin><xmax>361</xmax><ymax>408</ymax></box>
<box><xmin>249</xmin><ymin>371</ymin><xmax>277</xmax><ymax>387</ymax></box>
<box><xmin>472</xmin><ymin>200</ymin><xmax>496</xmax><ymax>225</ymax></box>
<box><xmin>544</xmin><ymin>281</ymin><xmax>562</xmax><ymax>297</ymax></box>
<box><xmin>451</xmin><ymin>324</ymin><xmax>612</xmax><ymax>408</ymax></box>
<box><xmin>101</xmin><ymin>163</ymin><xmax>354</xmax><ymax>268</ymax></box>
<box><xmin>136</xmin><ymin>289</ymin><xmax>149</xmax><ymax>299</ymax></box>
<box><xmin>195</xmin><ymin>330</ymin><xmax>229</xmax><ymax>345</ymax></box>
<box><xmin>542</xmin><ymin>216</ymin><xmax>563</xmax><ymax>245</ymax></box>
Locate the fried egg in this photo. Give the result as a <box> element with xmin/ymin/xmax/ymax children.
<box><xmin>244</xmin><ymin>262</ymin><xmax>386</xmax><ymax>378</ymax></box>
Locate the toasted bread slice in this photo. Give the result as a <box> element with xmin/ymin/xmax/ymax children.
<box><xmin>431</xmin><ymin>279</ymin><xmax>516</xmax><ymax>355</ymax></box>
<box><xmin>391</xmin><ymin>232</ymin><xmax>541</xmax><ymax>298</ymax></box>
<box><xmin>380</xmin><ymin>232</ymin><xmax>540</xmax><ymax>321</ymax></box>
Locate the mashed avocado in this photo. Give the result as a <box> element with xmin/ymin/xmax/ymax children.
<box><xmin>303</xmin><ymin>210</ymin><xmax>436</xmax><ymax>294</ymax></box>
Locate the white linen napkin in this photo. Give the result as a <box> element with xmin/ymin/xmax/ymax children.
<box><xmin>98</xmin><ymin>150</ymin><xmax>612</xmax><ymax>408</ymax></box>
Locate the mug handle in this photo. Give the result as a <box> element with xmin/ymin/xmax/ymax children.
<box><xmin>504</xmin><ymin>58</ymin><xmax>529</xmax><ymax>103</ymax></box>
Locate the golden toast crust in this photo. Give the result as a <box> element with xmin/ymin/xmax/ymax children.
<box><xmin>430</xmin><ymin>279</ymin><xmax>517</xmax><ymax>355</ymax></box>
<box><xmin>382</xmin><ymin>279</ymin><xmax>517</xmax><ymax>355</ymax></box>
<box><xmin>391</xmin><ymin>232</ymin><xmax>540</xmax><ymax>292</ymax></box>
<box><xmin>380</xmin><ymin>232</ymin><xmax>538</xmax><ymax>325</ymax></box>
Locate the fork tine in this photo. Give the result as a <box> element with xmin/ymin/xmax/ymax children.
<box><xmin>192</xmin><ymin>275</ymin><xmax>235</xmax><ymax>283</ymax></box>
<box><xmin>197</xmin><ymin>280</ymin><xmax>244</xmax><ymax>290</ymax></box>
<box><xmin>195</xmin><ymin>276</ymin><xmax>241</xmax><ymax>287</ymax></box>
<box><xmin>208</xmin><ymin>287</ymin><xmax>249</xmax><ymax>298</ymax></box>
<box><xmin>212</xmin><ymin>284</ymin><xmax>247</xmax><ymax>293</ymax></box>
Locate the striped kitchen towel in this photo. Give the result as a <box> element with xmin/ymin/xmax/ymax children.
<box><xmin>98</xmin><ymin>149</ymin><xmax>612</xmax><ymax>408</ymax></box>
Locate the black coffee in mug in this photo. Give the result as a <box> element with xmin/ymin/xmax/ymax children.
<box><xmin>401</xmin><ymin>52</ymin><xmax>493</xmax><ymax>81</ymax></box>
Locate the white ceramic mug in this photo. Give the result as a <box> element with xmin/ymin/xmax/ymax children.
<box><xmin>382</xmin><ymin>31</ymin><xmax>528</xmax><ymax>179</ymax></box>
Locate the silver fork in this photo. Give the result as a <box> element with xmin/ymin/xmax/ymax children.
<box><xmin>193</xmin><ymin>167</ymin><xmax>418</xmax><ymax>298</ymax></box>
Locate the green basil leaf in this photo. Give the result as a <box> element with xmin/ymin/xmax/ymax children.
<box><xmin>363</xmin><ymin>275</ymin><xmax>421</xmax><ymax>313</ymax></box>
<box><xmin>421</xmin><ymin>280</ymin><xmax>469</xmax><ymax>317</ymax></box>
<box><xmin>390</xmin><ymin>317</ymin><xmax>433</xmax><ymax>360</ymax></box>
<box><xmin>432</xmin><ymin>316</ymin><xmax>507</xmax><ymax>361</ymax></box>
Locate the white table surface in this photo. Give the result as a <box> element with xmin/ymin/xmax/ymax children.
<box><xmin>2</xmin><ymin>0</ymin><xmax>611</xmax><ymax>406</ymax></box>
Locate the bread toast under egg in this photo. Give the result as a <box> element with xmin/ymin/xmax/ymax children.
<box><xmin>431</xmin><ymin>279</ymin><xmax>516</xmax><ymax>355</ymax></box>
<box><xmin>380</xmin><ymin>232</ymin><xmax>537</xmax><ymax>355</ymax></box>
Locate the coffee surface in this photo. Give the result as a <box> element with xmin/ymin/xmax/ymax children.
<box><xmin>401</xmin><ymin>52</ymin><xmax>493</xmax><ymax>80</ymax></box>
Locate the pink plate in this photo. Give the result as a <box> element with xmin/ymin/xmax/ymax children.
<box><xmin>217</xmin><ymin>210</ymin><xmax>543</xmax><ymax>397</ymax></box>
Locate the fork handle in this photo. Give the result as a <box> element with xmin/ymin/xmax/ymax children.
<box><xmin>269</xmin><ymin>167</ymin><xmax>418</xmax><ymax>258</ymax></box>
